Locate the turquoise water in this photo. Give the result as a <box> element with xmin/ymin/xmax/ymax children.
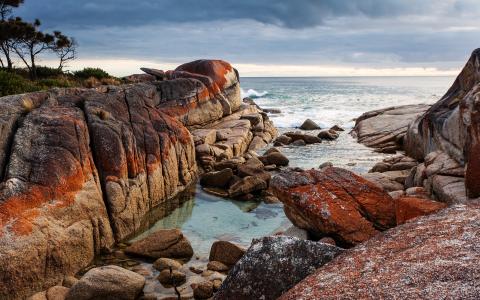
<box><xmin>133</xmin><ymin>76</ymin><xmax>455</xmax><ymax>257</ymax></box>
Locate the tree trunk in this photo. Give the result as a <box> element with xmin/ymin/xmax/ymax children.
<box><xmin>30</xmin><ymin>51</ymin><xmax>36</xmax><ymax>80</ymax></box>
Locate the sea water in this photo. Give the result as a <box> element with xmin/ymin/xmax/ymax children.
<box><xmin>133</xmin><ymin>76</ymin><xmax>454</xmax><ymax>252</ymax></box>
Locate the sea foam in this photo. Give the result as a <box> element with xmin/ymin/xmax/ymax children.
<box><xmin>241</xmin><ymin>88</ymin><xmax>268</xmax><ymax>99</ymax></box>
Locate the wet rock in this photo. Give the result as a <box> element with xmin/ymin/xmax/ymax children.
<box><xmin>274</xmin><ymin>135</ymin><xmax>292</xmax><ymax>146</ymax></box>
<box><xmin>395</xmin><ymin>197</ymin><xmax>448</xmax><ymax>224</ymax></box>
<box><xmin>263</xmin><ymin>195</ymin><xmax>281</xmax><ymax>204</ymax></box>
<box><xmin>370</xmin><ymin>162</ymin><xmax>390</xmax><ymax>173</ymax></box>
<box><xmin>259</xmin><ymin>152</ymin><xmax>289</xmax><ymax>166</ymax></box>
<box><xmin>237</xmin><ymin>164</ymin><xmax>271</xmax><ymax>183</ymax></box>
<box><xmin>271</xmin><ymin>167</ymin><xmax>396</xmax><ymax>246</ymax></box>
<box><xmin>317</xmin><ymin>130</ymin><xmax>339</xmax><ymax>140</ymax></box>
<box><xmin>153</xmin><ymin>258</ymin><xmax>183</xmax><ymax>271</ymax></box>
<box><xmin>263</xmin><ymin>108</ymin><xmax>282</xmax><ymax>114</ymax></box>
<box><xmin>300</xmin><ymin>119</ymin><xmax>321</xmax><ymax>130</ymax></box>
<box><xmin>285</xmin><ymin>132</ymin><xmax>321</xmax><ymax>144</ymax></box>
<box><xmin>319</xmin><ymin>162</ymin><xmax>333</xmax><ymax>169</ymax></box>
<box><xmin>207</xmin><ymin>261</ymin><xmax>230</xmax><ymax>272</ymax></box>
<box><xmin>228</xmin><ymin>176</ymin><xmax>267</xmax><ymax>197</ymax></box>
<box><xmin>212</xmin><ymin>279</ymin><xmax>223</xmax><ymax>292</ymax></box>
<box><xmin>202</xmin><ymin>187</ymin><xmax>230</xmax><ymax>198</ymax></box>
<box><xmin>65</xmin><ymin>265</ymin><xmax>145</xmax><ymax>300</ymax></box>
<box><xmin>263</xmin><ymin>147</ymin><xmax>280</xmax><ymax>156</ymax></box>
<box><xmin>209</xmin><ymin>241</ymin><xmax>246</xmax><ymax>266</ymax></box>
<box><xmin>291</xmin><ymin>139</ymin><xmax>307</xmax><ymax>146</ymax></box>
<box><xmin>330</xmin><ymin>125</ymin><xmax>344</xmax><ymax>131</ymax></box>
<box><xmin>213</xmin><ymin>157</ymin><xmax>245</xmax><ymax>171</ymax></box>
<box><xmin>215</xmin><ymin>236</ymin><xmax>343</xmax><ymax>300</ymax></box>
<box><xmin>280</xmin><ymin>204</ymin><xmax>480</xmax><ymax>300</ymax></box>
<box><xmin>125</xmin><ymin>229</ymin><xmax>193</xmax><ymax>260</ymax></box>
<box><xmin>193</xmin><ymin>281</ymin><xmax>214</xmax><ymax>299</ymax></box>
<box><xmin>158</xmin><ymin>269</ymin><xmax>187</xmax><ymax>286</ymax></box>
<box><xmin>200</xmin><ymin>168</ymin><xmax>234</xmax><ymax>188</ymax></box>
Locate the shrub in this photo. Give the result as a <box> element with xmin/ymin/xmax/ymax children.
<box><xmin>21</xmin><ymin>97</ymin><xmax>35</xmax><ymax>113</ymax></box>
<box><xmin>37</xmin><ymin>77</ymin><xmax>74</xmax><ymax>89</ymax></box>
<box><xmin>35</xmin><ymin>66</ymin><xmax>65</xmax><ymax>78</ymax></box>
<box><xmin>74</xmin><ymin>67</ymin><xmax>110</xmax><ymax>80</ymax></box>
<box><xmin>100</xmin><ymin>77</ymin><xmax>121</xmax><ymax>86</ymax></box>
<box><xmin>83</xmin><ymin>76</ymin><xmax>100</xmax><ymax>88</ymax></box>
<box><xmin>0</xmin><ymin>70</ymin><xmax>40</xmax><ymax>97</ymax></box>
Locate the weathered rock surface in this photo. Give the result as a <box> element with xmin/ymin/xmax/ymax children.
<box><xmin>125</xmin><ymin>229</ymin><xmax>193</xmax><ymax>259</ymax></box>
<box><xmin>214</xmin><ymin>236</ymin><xmax>343</xmax><ymax>300</ymax></box>
<box><xmin>271</xmin><ymin>167</ymin><xmax>396</xmax><ymax>246</ymax></box>
<box><xmin>65</xmin><ymin>265</ymin><xmax>145</xmax><ymax>300</ymax></box>
<box><xmin>280</xmin><ymin>203</ymin><xmax>480</xmax><ymax>299</ymax></box>
<box><xmin>353</xmin><ymin>104</ymin><xmax>430</xmax><ymax>153</ymax></box>
<box><xmin>209</xmin><ymin>240</ymin><xmax>246</xmax><ymax>266</ymax></box>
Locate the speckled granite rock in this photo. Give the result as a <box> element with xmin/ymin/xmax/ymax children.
<box><xmin>279</xmin><ymin>203</ymin><xmax>480</xmax><ymax>300</ymax></box>
<box><xmin>214</xmin><ymin>236</ymin><xmax>343</xmax><ymax>300</ymax></box>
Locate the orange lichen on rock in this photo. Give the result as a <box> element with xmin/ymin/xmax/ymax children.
<box><xmin>395</xmin><ymin>196</ymin><xmax>447</xmax><ymax>224</ymax></box>
<box><xmin>271</xmin><ymin>167</ymin><xmax>396</xmax><ymax>246</ymax></box>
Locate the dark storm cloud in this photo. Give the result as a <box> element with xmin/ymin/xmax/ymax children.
<box><xmin>17</xmin><ymin>0</ymin><xmax>432</xmax><ymax>29</ymax></box>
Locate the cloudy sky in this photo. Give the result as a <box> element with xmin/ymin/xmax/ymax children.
<box><xmin>16</xmin><ymin>0</ymin><xmax>480</xmax><ymax>76</ymax></box>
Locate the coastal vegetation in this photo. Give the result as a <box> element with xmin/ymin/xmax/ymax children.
<box><xmin>0</xmin><ymin>0</ymin><xmax>120</xmax><ymax>96</ymax></box>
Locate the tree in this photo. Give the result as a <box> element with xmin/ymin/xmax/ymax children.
<box><xmin>0</xmin><ymin>0</ymin><xmax>23</xmax><ymax>70</ymax></box>
<box><xmin>0</xmin><ymin>0</ymin><xmax>23</xmax><ymax>21</ymax></box>
<box><xmin>52</xmin><ymin>31</ymin><xmax>77</xmax><ymax>71</ymax></box>
<box><xmin>13</xmin><ymin>19</ymin><xmax>54</xmax><ymax>79</ymax></box>
<box><xmin>0</xmin><ymin>17</ymin><xmax>23</xmax><ymax>70</ymax></box>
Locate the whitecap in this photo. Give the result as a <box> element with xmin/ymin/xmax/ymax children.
<box><xmin>241</xmin><ymin>88</ymin><xmax>268</xmax><ymax>99</ymax></box>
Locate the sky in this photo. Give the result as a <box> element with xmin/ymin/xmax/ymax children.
<box><xmin>15</xmin><ymin>0</ymin><xmax>480</xmax><ymax>77</ymax></box>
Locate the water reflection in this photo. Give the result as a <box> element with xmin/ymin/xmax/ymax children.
<box><xmin>131</xmin><ymin>184</ymin><xmax>291</xmax><ymax>258</ymax></box>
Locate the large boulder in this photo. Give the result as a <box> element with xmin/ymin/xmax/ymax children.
<box><xmin>155</xmin><ymin>59</ymin><xmax>242</xmax><ymax>125</ymax></box>
<box><xmin>353</xmin><ymin>104</ymin><xmax>430</xmax><ymax>153</ymax></box>
<box><xmin>65</xmin><ymin>265</ymin><xmax>145</xmax><ymax>300</ymax></box>
<box><xmin>125</xmin><ymin>229</ymin><xmax>193</xmax><ymax>260</ymax></box>
<box><xmin>214</xmin><ymin>236</ymin><xmax>343</xmax><ymax>300</ymax></box>
<box><xmin>395</xmin><ymin>196</ymin><xmax>447</xmax><ymax>224</ymax></box>
<box><xmin>404</xmin><ymin>49</ymin><xmax>480</xmax><ymax>199</ymax></box>
<box><xmin>279</xmin><ymin>203</ymin><xmax>480</xmax><ymax>299</ymax></box>
<box><xmin>271</xmin><ymin>167</ymin><xmax>396</xmax><ymax>246</ymax></box>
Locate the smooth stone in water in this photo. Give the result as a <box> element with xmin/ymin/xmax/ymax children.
<box><xmin>193</xmin><ymin>281</ymin><xmax>214</xmax><ymax>299</ymax></box>
<box><xmin>209</xmin><ymin>241</ymin><xmax>246</xmax><ymax>266</ymax></box>
<box><xmin>125</xmin><ymin>229</ymin><xmax>193</xmax><ymax>260</ymax></box>
<box><xmin>157</xmin><ymin>270</ymin><xmax>187</xmax><ymax>286</ymax></box>
<box><xmin>207</xmin><ymin>261</ymin><xmax>230</xmax><ymax>272</ymax></box>
<box><xmin>300</xmin><ymin>119</ymin><xmax>321</xmax><ymax>130</ymax></box>
<box><xmin>153</xmin><ymin>258</ymin><xmax>183</xmax><ymax>271</ymax></box>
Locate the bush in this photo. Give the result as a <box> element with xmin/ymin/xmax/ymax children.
<box><xmin>0</xmin><ymin>70</ymin><xmax>40</xmax><ymax>97</ymax></box>
<box><xmin>74</xmin><ymin>67</ymin><xmax>111</xmax><ymax>80</ymax></box>
<box><xmin>37</xmin><ymin>77</ymin><xmax>74</xmax><ymax>89</ymax></box>
<box><xmin>35</xmin><ymin>66</ymin><xmax>65</xmax><ymax>78</ymax></box>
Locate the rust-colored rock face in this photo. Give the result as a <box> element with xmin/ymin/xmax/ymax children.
<box><xmin>395</xmin><ymin>196</ymin><xmax>447</xmax><ymax>224</ymax></box>
<box><xmin>155</xmin><ymin>59</ymin><xmax>242</xmax><ymax>126</ymax></box>
<box><xmin>270</xmin><ymin>167</ymin><xmax>396</xmax><ymax>246</ymax></box>
<box><xmin>279</xmin><ymin>203</ymin><xmax>480</xmax><ymax>299</ymax></box>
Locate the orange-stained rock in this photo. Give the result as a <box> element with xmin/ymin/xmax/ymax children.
<box><xmin>279</xmin><ymin>203</ymin><xmax>480</xmax><ymax>300</ymax></box>
<box><xmin>270</xmin><ymin>167</ymin><xmax>396</xmax><ymax>246</ymax></box>
<box><xmin>154</xmin><ymin>60</ymin><xmax>242</xmax><ymax>126</ymax></box>
<box><xmin>395</xmin><ymin>197</ymin><xmax>447</xmax><ymax>224</ymax></box>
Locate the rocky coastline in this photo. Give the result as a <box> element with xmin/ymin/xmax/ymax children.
<box><xmin>1</xmin><ymin>50</ymin><xmax>480</xmax><ymax>299</ymax></box>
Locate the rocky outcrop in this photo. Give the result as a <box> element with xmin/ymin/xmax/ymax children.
<box><xmin>353</xmin><ymin>104</ymin><xmax>430</xmax><ymax>153</ymax></box>
<box><xmin>215</xmin><ymin>236</ymin><xmax>343</xmax><ymax>300</ymax></box>
<box><xmin>271</xmin><ymin>167</ymin><xmax>396</xmax><ymax>246</ymax></box>
<box><xmin>279</xmin><ymin>203</ymin><xmax>480</xmax><ymax>299</ymax></box>
<box><xmin>0</xmin><ymin>59</ymin><xmax>248</xmax><ymax>299</ymax></box>
<box><xmin>405</xmin><ymin>49</ymin><xmax>480</xmax><ymax>200</ymax></box>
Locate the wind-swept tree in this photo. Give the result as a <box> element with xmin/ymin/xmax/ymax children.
<box><xmin>52</xmin><ymin>31</ymin><xmax>77</xmax><ymax>71</ymax></box>
<box><xmin>13</xmin><ymin>19</ymin><xmax>54</xmax><ymax>79</ymax></box>
<box><xmin>0</xmin><ymin>0</ymin><xmax>23</xmax><ymax>69</ymax></box>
